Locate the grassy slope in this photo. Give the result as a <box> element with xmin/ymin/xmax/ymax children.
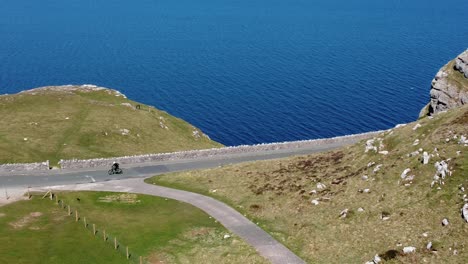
<box><xmin>148</xmin><ymin>105</ymin><xmax>468</xmax><ymax>263</ymax></box>
<box><xmin>0</xmin><ymin>191</ymin><xmax>265</xmax><ymax>264</ymax></box>
<box><xmin>0</xmin><ymin>86</ymin><xmax>222</xmax><ymax>165</ymax></box>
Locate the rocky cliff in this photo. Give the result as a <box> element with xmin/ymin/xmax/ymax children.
<box><xmin>420</xmin><ymin>50</ymin><xmax>468</xmax><ymax>117</ymax></box>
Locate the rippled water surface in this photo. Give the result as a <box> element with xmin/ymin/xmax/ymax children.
<box><xmin>1</xmin><ymin>0</ymin><xmax>468</xmax><ymax>145</ymax></box>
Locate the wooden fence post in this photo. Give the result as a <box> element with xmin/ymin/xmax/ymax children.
<box><xmin>93</xmin><ymin>224</ymin><xmax>96</xmax><ymax>235</ymax></box>
<box><xmin>114</xmin><ymin>237</ymin><xmax>117</xmax><ymax>250</ymax></box>
<box><xmin>49</xmin><ymin>190</ymin><xmax>52</xmax><ymax>200</ymax></box>
<box><xmin>84</xmin><ymin>217</ymin><xmax>87</xmax><ymax>227</ymax></box>
<box><xmin>27</xmin><ymin>187</ymin><xmax>31</xmax><ymax>199</ymax></box>
<box><xmin>68</xmin><ymin>205</ymin><xmax>71</xmax><ymax>216</ymax></box>
<box><xmin>140</xmin><ymin>256</ymin><xmax>143</xmax><ymax>264</ymax></box>
<box><xmin>42</xmin><ymin>190</ymin><xmax>50</xmax><ymax>199</ymax></box>
<box><xmin>103</xmin><ymin>230</ymin><xmax>106</xmax><ymax>241</ymax></box>
<box><xmin>55</xmin><ymin>195</ymin><xmax>59</xmax><ymax>205</ymax></box>
<box><xmin>75</xmin><ymin>210</ymin><xmax>78</xmax><ymax>222</ymax></box>
<box><xmin>126</xmin><ymin>246</ymin><xmax>129</xmax><ymax>259</ymax></box>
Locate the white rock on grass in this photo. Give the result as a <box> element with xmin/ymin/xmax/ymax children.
<box><xmin>413</xmin><ymin>139</ymin><xmax>420</xmax><ymax>146</ymax></box>
<box><xmin>367</xmin><ymin>162</ymin><xmax>375</xmax><ymax>168</ymax></box>
<box><xmin>357</xmin><ymin>207</ymin><xmax>365</xmax><ymax>212</ymax></box>
<box><xmin>403</xmin><ymin>246</ymin><xmax>416</xmax><ymax>254</ymax></box>
<box><xmin>311</xmin><ymin>199</ymin><xmax>319</xmax><ymax>206</ymax></box>
<box><xmin>435</xmin><ymin>160</ymin><xmax>450</xmax><ymax>179</ymax></box>
<box><xmin>423</xmin><ymin>152</ymin><xmax>430</xmax><ymax>164</ymax></box>
<box><xmin>365</xmin><ymin>255</ymin><xmax>381</xmax><ymax>264</ymax></box>
<box><xmin>316</xmin><ymin>183</ymin><xmax>326</xmax><ymax>190</ymax></box>
<box><xmin>339</xmin><ymin>209</ymin><xmax>348</xmax><ymax>218</ymax></box>
<box><xmin>373</xmin><ymin>164</ymin><xmax>383</xmax><ymax>173</ymax></box>
<box><xmin>362</xmin><ymin>175</ymin><xmax>369</xmax><ymax>181</ymax></box>
<box><xmin>459</xmin><ymin>135</ymin><xmax>468</xmax><ymax>145</ymax></box>
<box><xmin>442</xmin><ymin>218</ymin><xmax>449</xmax><ymax>226</ymax></box>
<box><xmin>426</xmin><ymin>242</ymin><xmax>433</xmax><ymax>250</ymax></box>
<box><xmin>120</xmin><ymin>128</ymin><xmax>130</xmax><ymax>136</ymax></box>
<box><xmin>413</xmin><ymin>123</ymin><xmax>422</xmax><ymax>130</ymax></box>
<box><xmin>365</xmin><ymin>139</ymin><xmax>378</xmax><ymax>153</ymax></box>
<box><xmin>373</xmin><ymin>254</ymin><xmax>382</xmax><ymax>263</ymax></box>
<box><xmin>400</xmin><ymin>168</ymin><xmax>411</xmax><ymax>180</ymax></box>
<box><xmin>378</xmin><ymin>151</ymin><xmax>389</xmax><ymax>155</ymax></box>
<box><xmin>462</xmin><ymin>204</ymin><xmax>468</xmax><ymax>223</ymax></box>
<box><xmin>23</xmin><ymin>138</ymin><xmax>28</xmax><ymax>141</ymax></box>
<box><xmin>223</xmin><ymin>234</ymin><xmax>231</xmax><ymax>239</ymax></box>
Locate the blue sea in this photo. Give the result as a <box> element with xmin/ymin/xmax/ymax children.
<box><xmin>1</xmin><ymin>0</ymin><xmax>467</xmax><ymax>146</ymax></box>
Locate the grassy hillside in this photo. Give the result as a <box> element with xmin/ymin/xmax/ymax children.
<box><xmin>0</xmin><ymin>191</ymin><xmax>265</xmax><ymax>264</ymax></box>
<box><xmin>0</xmin><ymin>85</ymin><xmax>222</xmax><ymax>165</ymax></box>
<box><xmin>148</xmin><ymin>105</ymin><xmax>468</xmax><ymax>263</ymax></box>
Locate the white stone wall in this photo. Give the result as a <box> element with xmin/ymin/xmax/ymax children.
<box><xmin>59</xmin><ymin>130</ymin><xmax>384</xmax><ymax>169</ymax></box>
<box><xmin>0</xmin><ymin>160</ymin><xmax>49</xmax><ymax>173</ymax></box>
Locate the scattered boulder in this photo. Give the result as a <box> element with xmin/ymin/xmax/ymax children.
<box><xmin>413</xmin><ymin>123</ymin><xmax>422</xmax><ymax>130</ymax></box>
<box><xmin>380</xmin><ymin>211</ymin><xmax>390</xmax><ymax>221</ymax></box>
<box><xmin>316</xmin><ymin>183</ymin><xmax>326</xmax><ymax>190</ymax></box>
<box><xmin>403</xmin><ymin>246</ymin><xmax>416</xmax><ymax>254</ymax></box>
<box><xmin>311</xmin><ymin>199</ymin><xmax>319</xmax><ymax>206</ymax></box>
<box><xmin>223</xmin><ymin>234</ymin><xmax>231</xmax><ymax>239</ymax></box>
<box><xmin>435</xmin><ymin>160</ymin><xmax>450</xmax><ymax>179</ymax></box>
<box><xmin>422</xmin><ymin>152</ymin><xmax>430</xmax><ymax>164</ymax></box>
<box><xmin>120</xmin><ymin>128</ymin><xmax>130</xmax><ymax>136</ymax></box>
<box><xmin>400</xmin><ymin>168</ymin><xmax>411</xmax><ymax>180</ymax></box>
<box><xmin>442</xmin><ymin>218</ymin><xmax>449</xmax><ymax>226</ymax></box>
<box><xmin>339</xmin><ymin>209</ymin><xmax>349</xmax><ymax>218</ymax></box>
<box><xmin>373</xmin><ymin>164</ymin><xmax>383</xmax><ymax>173</ymax></box>
<box><xmin>365</xmin><ymin>139</ymin><xmax>378</xmax><ymax>153</ymax></box>
<box><xmin>460</xmin><ymin>135</ymin><xmax>468</xmax><ymax>145</ymax></box>
<box><xmin>462</xmin><ymin>204</ymin><xmax>468</xmax><ymax>223</ymax></box>
<box><xmin>426</xmin><ymin>242</ymin><xmax>433</xmax><ymax>250</ymax></box>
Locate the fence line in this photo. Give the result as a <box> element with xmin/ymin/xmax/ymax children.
<box><xmin>42</xmin><ymin>192</ymin><xmax>144</xmax><ymax>264</ymax></box>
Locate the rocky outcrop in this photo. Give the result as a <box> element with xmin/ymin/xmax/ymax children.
<box><xmin>420</xmin><ymin>50</ymin><xmax>468</xmax><ymax>117</ymax></box>
<box><xmin>455</xmin><ymin>50</ymin><xmax>468</xmax><ymax>78</ymax></box>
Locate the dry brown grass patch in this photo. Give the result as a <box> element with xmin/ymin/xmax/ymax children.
<box><xmin>97</xmin><ymin>194</ymin><xmax>140</xmax><ymax>204</ymax></box>
<box><xmin>9</xmin><ymin>211</ymin><xmax>43</xmax><ymax>229</ymax></box>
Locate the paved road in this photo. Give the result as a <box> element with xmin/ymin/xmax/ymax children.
<box><xmin>39</xmin><ymin>178</ymin><xmax>306</xmax><ymax>264</ymax></box>
<box><xmin>0</xmin><ymin>138</ymin><xmax>361</xmax><ymax>188</ymax></box>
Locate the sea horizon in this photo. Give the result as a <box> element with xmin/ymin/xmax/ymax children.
<box><xmin>1</xmin><ymin>0</ymin><xmax>468</xmax><ymax>146</ymax></box>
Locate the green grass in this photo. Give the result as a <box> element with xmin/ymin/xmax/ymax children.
<box><xmin>0</xmin><ymin>191</ymin><xmax>265</xmax><ymax>264</ymax></box>
<box><xmin>0</xmin><ymin>86</ymin><xmax>222</xmax><ymax>165</ymax></box>
<box><xmin>148</xmin><ymin>106</ymin><xmax>468</xmax><ymax>263</ymax></box>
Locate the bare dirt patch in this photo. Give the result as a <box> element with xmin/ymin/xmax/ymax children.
<box><xmin>147</xmin><ymin>252</ymin><xmax>168</xmax><ymax>264</ymax></box>
<box><xmin>9</xmin><ymin>212</ymin><xmax>43</xmax><ymax>229</ymax></box>
<box><xmin>97</xmin><ymin>193</ymin><xmax>140</xmax><ymax>204</ymax></box>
